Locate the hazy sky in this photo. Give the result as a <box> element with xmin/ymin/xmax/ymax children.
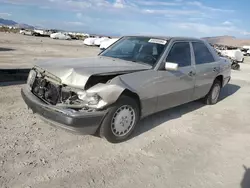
<box><xmin>0</xmin><ymin>0</ymin><xmax>249</xmax><ymax>37</ymax></box>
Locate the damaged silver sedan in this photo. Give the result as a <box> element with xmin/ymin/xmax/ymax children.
<box><xmin>21</xmin><ymin>36</ymin><xmax>231</xmax><ymax>143</ymax></box>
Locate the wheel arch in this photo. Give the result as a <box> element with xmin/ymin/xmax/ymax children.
<box><xmin>96</xmin><ymin>88</ymin><xmax>142</xmax><ymax>141</ymax></box>
<box><xmin>215</xmin><ymin>75</ymin><xmax>223</xmax><ymax>87</ymax></box>
<box><xmin>120</xmin><ymin>89</ymin><xmax>142</xmax><ymax>117</ymax></box>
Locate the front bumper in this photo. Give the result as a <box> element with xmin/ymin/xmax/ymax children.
<box><xmin>21</xmin><ymin>85</ymin><xmax>107</xmax><ymax>134</ymax></box>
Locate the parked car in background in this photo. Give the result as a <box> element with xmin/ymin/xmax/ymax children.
<box><xmin>217</xmin><ymin>49</ymin><xmax>244</xmax><ymax>62</ymax></box>
<box><xmin>94</xmin><ymin>37</ymin><xmax>110</xmax><ymax>46</ymax></box>
<box><xmin>33</xmin><ymin>29</ymin><xmax>55</xmax><ymax>37</ymax></box>
<box><xmin>21</xmin><ymin>36</ymin><xmax>231</xmax><ymax>143</ymax></box>
<box><xmin>242</xmin><ymin>46</ymin><xmax>250</xmax><ymax>56</ymax></box>
<box><xmin>100</xmin><ymin>38</ymin><xmax>120</xmax><ymax>50</ymax></box>
<box><xmin>83</xmin><ymin>37</ymin><xmax>98</xmax><ymax>46</ymax></box>
<box><xmin>19</xmin><ymin>29</ymin><xmax>34</xmax><ymax>36</ymax></box>
<box><xmin>50</xmin><ymin>32</ymin><xmax>71</xmax><ymax>40</ymax></box>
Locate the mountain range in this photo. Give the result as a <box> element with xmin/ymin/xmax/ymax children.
<box><xmin>203</xmin><ymin>35</ymin><xmax>250</xmax><ymax>47</ymax></box>
<box><xmin>0</xmin><ymin>18</ymin><xmax>34</xmax><ymax>29</ymax></box>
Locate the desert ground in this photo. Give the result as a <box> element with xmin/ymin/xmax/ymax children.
<box><xmin>1</xmin><ymin>33</ymin><xmax>250</xmax><ymax>188</ymax></box>
<box><xmin>0</xmin><ymin>33</ymin><xmax>100</xmax><ymax>69</ymax></box>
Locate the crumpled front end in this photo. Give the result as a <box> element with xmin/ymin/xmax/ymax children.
<box><xmin>21</xmin><ymin>84</ymin><xmax>107</xmax><ymax>134</ymax></box>
<box><xmin>26</xmin><ymin>66</ymin><xmax>125</xmax><ymax>111</ymax></box>
<box><xmin>22</xmin><ymin>67</ymin><xmax>127</xmax><ymax>133</ymax></box>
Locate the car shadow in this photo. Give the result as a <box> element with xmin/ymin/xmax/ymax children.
<box><xmin>0</xmin><ymin>47</ymin><xmax>15</xmax><ymax>52</ymax></box>
<box><xmin>241</xmin><ymin>165</ymin><xmax>250</xmax><ymax>188</ymax></box>
<box><xmin>0</xmin><ymin>81</ymin><xmax>26</xmax><ymax>87</ymax></box>
<box><xmin>219</xmin><ymin>83</ymin><xmax>241</xmax><ymax>101</ymax></box>
<box><xmin>132</xmin><ymin>83</ymin><xmax>241</xmax><ymax>138</ymax></box>
<box><xmin>0</xmin><ymin>69</ymin><xmax>30</xmax><ymax>85</ymax></box>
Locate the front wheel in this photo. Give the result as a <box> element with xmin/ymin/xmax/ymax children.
<box><xmin>99</xmin><ymin>95</ymin><xmax>140</xmax><ymax>143</ymax></box>
<box><xmin>203</xmin><ymin>79</ymin><xmax>221</xmax><ymax>105</ymax></box>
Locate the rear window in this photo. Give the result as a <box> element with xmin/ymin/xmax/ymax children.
<box><xmin>192</xmin><ymin>42</ymin><xmax>215</xmax><ymax>64</ymax></box>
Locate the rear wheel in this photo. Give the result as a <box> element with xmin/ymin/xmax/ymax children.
<box><xmin>99</xmin><ymin>95</ymin><xmax>140</xmax><ymax>143</ymax></box>
<box><xmin>203</xmin><ymin>79</ymin><xmax>221</xmax><ymax>105</ymax></box>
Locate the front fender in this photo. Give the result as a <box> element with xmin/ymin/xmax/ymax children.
<box><xmin>86</xmin><ymin>83</ymin><xmax>125</xmax><ymax>105</ymax></box>
<box><xmin>86</xmin><ymin>76</ymin><xmax>139</xmax><ymax>107</ymax></box>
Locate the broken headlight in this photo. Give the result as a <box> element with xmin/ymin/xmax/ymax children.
<box><xmin>76</xmin><ymin>91</ymin><xmax>107</xmax><ymax>109</ymax></box>
<box><xmin>27</xmin><ymin>69</ymin><xmax>37</xmax><ymax>88</ymax></box>
<box><xmin>86</xmin><ymin>94</ymin><xmax>101</xmax><ymax>105</ymax></box>
<box><xmin>85</xmin><ymin>94</ymin><xmax>107</xmax><ymax>109</ymax></box>
<box><xmin>77</xmin><ymin>91</ymin><xmax>100</xmax><ymax>105</ymax></box>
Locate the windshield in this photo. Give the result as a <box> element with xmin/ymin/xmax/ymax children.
<box><xmin>100</xmin><ymin>36</ymin><xmax>167</xmax><ymax>66</ymax></box>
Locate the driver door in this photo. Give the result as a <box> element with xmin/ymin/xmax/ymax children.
<box><xmin>156</xmin><ymin>41</ymin><xmax>196</xmax><ymax>112</ymax></box>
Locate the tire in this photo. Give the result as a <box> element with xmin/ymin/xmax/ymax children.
<box><xmin>234</xmin><ymin>64</ymin><xmax>240</xmax><ymax>70</ymax></box>
<box><xmin>99</xmin><ymin>95</ymin><xmax>140</xmax><ymax>143</ymax></box>
<box><xmin>203</xmin><ymin>79</ymin><xmax>221</xmax><ymax>105</ymax></box>
<box><xmin>237</xmin><ymin>64</ymin><xmax>240</xmax><ymax>70</ymax></box>
<box><xmin>232</xmin><ymin>63</ymin><xmax>240</xmax><ymax>70</ymax></box>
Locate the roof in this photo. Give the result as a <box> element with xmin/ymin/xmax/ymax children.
<box><xmin>124</xmin><ymin>35</ymin><xmax>203</xmax><ymax>42</ymax></box>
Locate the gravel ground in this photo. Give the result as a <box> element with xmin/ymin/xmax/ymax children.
<box><xmin>0</xmin><ymin>33</ymin><xmax>100</xmax><ymax>69</ymax></box>
<box><xmin>1</xmin><ymin>33</ymin><xmax>250</xmax><ymax>188</ymax></box>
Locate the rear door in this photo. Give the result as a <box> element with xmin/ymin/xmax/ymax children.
<box><xmin>191</xmin><ymin>41</ymin><xmax>220</xmax><ymax>100</ymax></box>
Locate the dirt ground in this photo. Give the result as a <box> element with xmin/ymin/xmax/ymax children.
<box><xmin>1</xmin><ymin>33</ymin><xmax>250</xmax><ymax>188</ymax></box>
<box><xmin>0</xmin><ymin>33</ymin><xmax>100</xmax><ymax>69</ymax></box>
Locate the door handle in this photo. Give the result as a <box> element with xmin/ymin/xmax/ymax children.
<box><xmin>213</xmin><ymin>67</ymin><xmax>219</xmax><ymax>72</ymax></box>
<box><xmin>188</xmin><ymin>71</ymin><xmax>195</xmax><ymax>76</ymax></box>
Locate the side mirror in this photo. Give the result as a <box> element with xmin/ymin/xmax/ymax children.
<box><xmin>165</xmin><ymin>62</ymin><xmax>178</xmax><ymax>71</ymax></box>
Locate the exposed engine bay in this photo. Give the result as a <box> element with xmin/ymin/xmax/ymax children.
<box><xmin>27</xmin><ymin>67</ymin><xmax>127</xmax><ymax>111</ymax></box>
<box><xmin>31</xmin><ymin>76</ymin><xmax>87</xmax><ymax>108</ymax></box>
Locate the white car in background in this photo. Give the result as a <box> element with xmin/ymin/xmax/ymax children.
<box><xmin>20</xmin><ymin>29</ymin><xmax>34</xmax><ymax>36</ymax></box>
<box><xmin>100</xmin><ymin>38</ymin><xmax>120</xmax><ymax>50</ymax></box>
<box><xmin>217</xmin><ymin>49</ymin><xmax>244</xmax><ymax>62</ymax></box>
<box><xmin>94</xmin><ymin>37</ymin><xmax>110</xmax><ymax>46</ymax></box>
<box><xmin>50</xmin><ymin>32</ymin><xmax>71</xmax><ymax>40</ymax></box>
<box><xmin>83</xmin><ymin>37</ymin><xmax>98</xmax><ymax>46</ymax></box>
<box><xmin>242</xmin><ymin>46</ymin><xmax>250</xmax><ymax>56</ymax></box>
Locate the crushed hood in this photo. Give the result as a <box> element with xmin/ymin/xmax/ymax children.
<box><xmin>35</xmin><ymin>57</ymin><xmax>151</xmax><ymax>89</ymax></box>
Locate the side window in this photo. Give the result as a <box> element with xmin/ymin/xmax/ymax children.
<box><xmin>192</xmin><ymin>42</ymin><xmax>215</xmax><ymax>65</ymax></box>
<box><xmin>166</xmin><ymin>42</ymin><xmax>191</xmax><ymax>67</ymax></box>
